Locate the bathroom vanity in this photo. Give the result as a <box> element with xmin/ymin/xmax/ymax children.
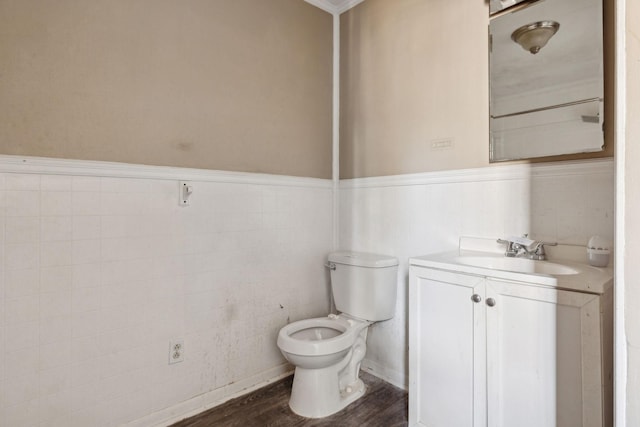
<box><xmin>408</xmin><ymin>238</ymin><xmax>613</xmax><ymax>427</ymax></box>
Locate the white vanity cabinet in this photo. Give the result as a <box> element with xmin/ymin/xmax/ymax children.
<box><xmin>409</xmin><ymin>264</ymin><xmax>612</xmax><ymax>427</ymax></box>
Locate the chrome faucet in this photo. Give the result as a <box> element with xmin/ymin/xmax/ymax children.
<box><xmin>497</xmin><ymin>239</ymin><xmax>524</xmax><ymax>257</ymax></box>
<box><xmin>497</xmin><ymin>236</ymin><xmax>557</xmax><ymax>261</ymax></box>
<box><xmin>525</xmin><ymin>241</ymin><xmax>558</xmax><ymax>260</ymax></box>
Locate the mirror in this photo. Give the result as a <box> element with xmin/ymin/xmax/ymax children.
<box><xmin>489</xmin><ymin>0</ymin><xmax>531</xmax><ymax>15</ymax></box>
<box><xmin>489</xmin><ymin>0</ymin><xmax>604</xmax><ymax>162</ymax></box>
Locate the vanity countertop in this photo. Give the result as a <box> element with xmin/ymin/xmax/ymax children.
<box><xmin>410</xmin><ymin>237</ymin><xmax>613</xmax><ymax>294</ymax></box>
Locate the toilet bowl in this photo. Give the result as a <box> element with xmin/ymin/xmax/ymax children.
<box><xmin>276</xmin><ymin>251</ymin><xmax>399</xmax><ymax>419</ymax></box>
<box><xmin>277</xmin><ymin>315</ymin><xmax>359</xmax><ymax>367</ymax></box>
<box><xmin>277</xmin><ymin>314</ymin><xmax>371</xmax><ymax>418</ymax></box>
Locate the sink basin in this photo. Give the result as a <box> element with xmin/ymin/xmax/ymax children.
<box><xmin>453</xmin><ymin>256</ymin><xmax>580</xmax><ymax>276</ymax></box>
<box><xmin>410</xmin><ymin>237</ymin><xmax>613</xmax><ymax>294</ymax></box>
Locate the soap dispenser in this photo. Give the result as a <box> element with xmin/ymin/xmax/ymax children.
<box><xmin>587</xmin><ymin>236</ymin><xmax>611</xmax><ymax>267</ymax></box>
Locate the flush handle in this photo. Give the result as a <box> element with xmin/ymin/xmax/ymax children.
<box><xmin>325</xmin><ymin>262</ymin><xmax>336</xmax><ymax>271</ymax></box>
<box><xmin>471</xmin><ymin>294</ymin><xmax>482</xmax><ymax>303</ymax></box>
<box><xmin>486</xmin><ymin>298</ymin><xmax>496</xmax><ymax>307</ymax></box>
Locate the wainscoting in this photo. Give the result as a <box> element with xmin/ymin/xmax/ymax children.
<box><xmin>0</xmin><ymin>155</ymin><xmax>613</xmax><ymax>426</ymax></box>
<box><xmin>0</xmin><ymin>156</ymin><xmax>333</xmax><ymax>426</ymax></box>
<box><xmin>341</xmin><ymin>159</ymin><xmax>614</xmax><ymax>389</ymax></box>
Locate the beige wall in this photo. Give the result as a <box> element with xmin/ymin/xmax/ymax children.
<box><xmin>624</xmin><ymin>0</ymin><xmax>640</xmax><ymax>422</ymax></box>
<box><xmin>0</xmin><ymin>0</ymin><xmax>333</xmax><ymax>178</ymax></box>
<box><xmin>339</xmin><ymin>0</ymin><xmax>614</xmax><ymax>179</ymax></box>
<box><xmin>340</xmin><ymin>0</ymin><xmax>490</xmax><ymax>179</ymax></box>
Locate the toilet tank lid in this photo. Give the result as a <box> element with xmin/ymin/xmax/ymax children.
<box><xmin>328</xmin><ymin>251</ymin><xmax>398</xmax><ymax>268</ymax></box>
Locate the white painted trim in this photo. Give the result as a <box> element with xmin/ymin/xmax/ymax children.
<box><xmin>0</xmin><ymin>155</ymin><xmax>333</xmax><ymax>189</ymax></box>
<box><xmin>332</xmin><ymin>13</ymin><xmax>340</xmax><ymax>251</ymax></box>
<box><xmin>304</xmin><ymin>0</ymin><xmax>340</xmax><ymax>14</ymax></box>
<box><xmin>304</xmin><ymin>0</ymin><xmax>366</xmax><ymax>14</ymax></box>
<box><xmin>614</xmin><ymin>0</ymin><xmax>627</xmax><ymax>424</ymax></box>
<box><xmin>339</xmin><ymin>158</ymin><xmax>614</xmax><ymax>189</ymax></box>
<box><xmin>361</xmin><ymin>358</ymin><xmax>408</xmax><ymax>391</ymax></box>
<box><xmin>125</xmin><ymin>365</ymin><xmax>294</xmax><ymax>427</ymax></box>
<box><xmin>334</xmin><ymin>0</ymin><xmax>366</xmax><ymax>14</ymax></box>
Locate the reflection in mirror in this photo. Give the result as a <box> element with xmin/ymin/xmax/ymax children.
<box><xmin>489</xmin><ymin>0</ymin><xmax>604</xmax><ymax>162</ymax></box>
<box><xmin>490</xmin><ymin>0</ymin><xmax>532</xmax><ymax>15</ymax></box>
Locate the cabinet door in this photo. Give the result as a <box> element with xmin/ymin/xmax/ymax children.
<box><xmin>485</xmin><ymin>279</ymin><xmax>602</xmax><ymax>427</ymax></box>
<box><xmin>409</xmin><ymin>267</ymin><xmax>486</xmax><ymax>427</ymax></box>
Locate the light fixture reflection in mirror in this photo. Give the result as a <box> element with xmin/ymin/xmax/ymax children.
<box><xmin>511</xmin><ymin>20</ymin><xmax>560</xmax><ymax>54</ymax></box>
<box><xmin>489</xmin><ymin>0</ymin><xmax>604</xmax><ymax>162</ymax></box>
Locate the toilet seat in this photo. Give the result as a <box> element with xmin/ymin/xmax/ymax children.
<box><xmin>277</xmin><ymin>315</ymin><xmax>369</xmax><ymax>357</ymax></box>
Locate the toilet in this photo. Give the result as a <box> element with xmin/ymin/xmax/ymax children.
<box><xmin>277</xmin><ymin>251</ymin><xmax>398</xmax><ymax>418</ymax></box>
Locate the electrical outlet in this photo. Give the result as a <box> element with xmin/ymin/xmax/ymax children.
<box><xmin>430</xmin><ymin>138</ymin><xmax>454</xmax><ymax>151</ymax></box>
<box><xmin>169</xmin><ymin>340</ymin><xmax>184</xmax><ymax>364</ymax></box>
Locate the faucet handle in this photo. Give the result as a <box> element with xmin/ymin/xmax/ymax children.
<box><xmin>497</xmin><ymin>238</ymin><xmax>520</xmax><ymax>257</ymax></box>
<box><xmin>533</xmin><ymin>241</ymin><xmax>557</xmax><ymax>252</ymax></box>
<box><xmin>530</xmin><ymin>241</ymin><xmax>557</xmax><ymax>260</ymax></box>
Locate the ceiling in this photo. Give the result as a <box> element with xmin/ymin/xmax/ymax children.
<box><xmin>304</xmin><ymin>0</ymin><xmax>365</xmax><ymax>14</ymax></box>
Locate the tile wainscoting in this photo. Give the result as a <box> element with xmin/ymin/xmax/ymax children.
<box><xmin>0</xmin><ymin>156</ymin><xmax>334</xmax><ymax>427</ymax></box>
<box><xmin>340</xmin><ymin>159</ymin><xmax>614</xmax><ymax>389</ymax></box>
<box><xmin>0</xmin><ymin>155</ymin><xmax>614</xmax><ymax>425</ymax></box>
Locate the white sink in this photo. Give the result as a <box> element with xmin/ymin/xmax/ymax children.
<box><xmin>410</xmin><ymin>237</ymin><xmax>613</xmax><ymax>294</ymax></box>
<box><xmin>452</xmin><ymin>256</ymin><xmax>580</xmax><ymax>276</ymax></box>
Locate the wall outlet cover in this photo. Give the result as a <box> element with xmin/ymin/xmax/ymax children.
<box><xmin>169</xmin><ymin>339</ymin><xmax>185</xmax><ymax>364</ymax></box>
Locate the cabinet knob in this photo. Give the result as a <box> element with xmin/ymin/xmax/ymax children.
<box><xmin>471</xmin><ymin>294</ymin><xmax>482</xmax><ymax>303</ymax></box>
<box><xmin>486</xmin><ymin>298</ymin><xmax>496</xmax><ymax>307</ymax></box>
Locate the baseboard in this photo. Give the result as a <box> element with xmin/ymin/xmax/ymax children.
<box><xmin>125</xmin><ymin>359</ymin><xmax>402</xmax><ymax>426</ymax></box>
<box><xmin>125</xmin><ymin>364</ymin><xmax>294</xmax><ymax>427</ymax></box>
<box><xmin>361</xmin><ymin>358</ymin><xmax>408</xmax><ymax>391</ymax></box>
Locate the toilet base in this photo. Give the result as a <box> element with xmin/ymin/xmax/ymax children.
<box><xmin>288</xmin><ymin>365</ymin><xmax>366</xmax><ymax>418</ymax></box>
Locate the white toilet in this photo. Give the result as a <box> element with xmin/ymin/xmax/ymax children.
<box><xmin>277</xmin><ymin>251</ymin><xmax>398</xmax><ymax>418</ymax></box>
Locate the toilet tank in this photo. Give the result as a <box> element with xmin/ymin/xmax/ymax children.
<box><xmin>327</xmin><ymin>251</ymin><xmax>399</xmax><ymax>321</ymax></box>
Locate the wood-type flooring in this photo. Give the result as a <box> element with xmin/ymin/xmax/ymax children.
<box><xmin>171</xmin><ymin>371</ymin><xmax>408</xmax><ymax>427</ymax></box>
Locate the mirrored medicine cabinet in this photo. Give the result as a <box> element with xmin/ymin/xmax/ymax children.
<box><xmin>489</xmin><ymin>0</ymin><xmax>605</xmax><ymax>162</ymax></box>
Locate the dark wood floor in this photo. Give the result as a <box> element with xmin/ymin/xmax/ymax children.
<box><xmin>171</xmin><ymin>371</ymin><xmax>408</xmax><ymax>427</ymax></box>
